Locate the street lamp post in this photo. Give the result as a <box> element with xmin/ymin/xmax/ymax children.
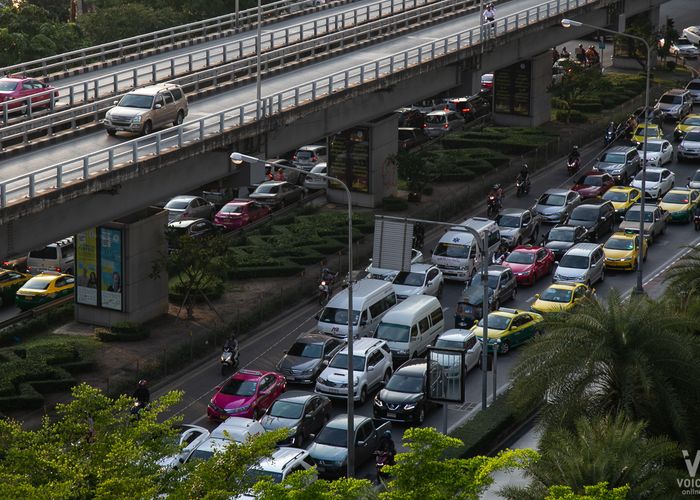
<box><xmin>229</xmin><ymin>152</ymin><xmax>357</xmax><ymax>477</ymax></box>
<box><xmin>561</xmin><ymin>18</ymin><xmax>651</xmax><ymax>293</ymax></box>
<box><xmin>256</xmin><ymin>0</ymin><xmax>262</xmax><ymax>108</ymax></box>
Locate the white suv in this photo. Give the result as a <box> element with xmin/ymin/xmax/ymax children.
<box><xmin>236</xmin><ymin>448</ymin><xmax>316</xmax><ymax>500</ymax></box>
<box><xmin>315</xmin><ymin>338</ymin><xmax>393</xmax><ymax>404</ymax></box>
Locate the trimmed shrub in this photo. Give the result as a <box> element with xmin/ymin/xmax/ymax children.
<box><xmin>0</xmin><ymin>303</ymin><xmax>74</xmax><ymax>346</ymax></box>
<box><xmin>228</xmin><ymin>264</ymin><xmax>304</xmax><ymax>279</ymax></box>
<box><xmin>571</xmin><ymin>100</ymin><xmax>602</xmax><ymax>113</ymax></box>
<box><xmin>95</xmin><ymin>321</ymin><xmax>150</xmax><ymax>342</ymax></box>
<box><xmin>550</xmin><ymin>97</ymin><xmax>568</xmax><ymax>109</ymax></box>
<box><xmin>381</xmin><ymin>196</ymin><xmax>409</xmax><ymax>211</ymax></box>
<box><xmin>169</xmin><ymin>275</ymin><xmax>225</xmax><ymax>303</ymax></box>
<box><xmin>555</xmin><ymin>109</ymin><xmax>588</xmax><ymax>123</ymax></box>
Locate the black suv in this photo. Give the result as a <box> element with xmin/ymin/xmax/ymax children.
<box><xmin>544</xmin><ymin>225</ymin><xmax>590</xmax><ymax>260</ymax></box>
<box><xmin>594</xmin><ymin>146</ymin><xmax>641</xmax><ymax>184</ymax></box>
<box><xmin>373</xmin><ymin>358</ymin><xmax>442</xmax><ymax>423</ymax></box>
<box><xmin>567</xmin><ymin>200</ymin><xmax>616</xmax><ymax>241</ymax></box>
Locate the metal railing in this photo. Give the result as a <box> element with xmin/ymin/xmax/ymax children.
<box><xmin>0</xmin><ymin>0</ymin><xmax>353</xmax><ymax>79</ymax></box>
<box><xmin>0</xmin><ymin>0</ymin><xmax>468</xmax><ymax>147</ymax></box>
<box><xmin>0</xmin><ymin>0</ymin><xmax>598</xmax><ymax>209</ymax></box>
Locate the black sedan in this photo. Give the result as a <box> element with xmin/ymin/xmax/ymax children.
<box><xmin>259</xmin><ymin>392</ymin><xmax>331</xmax><ymax>447</ymax></box>
<box><xmin>544</xmin><ymin>225</ymin><xmax>589</xmax><ymax>260</ymax></box>
<box><xmin>276</xmin><ymin>334</ymin><xmax>345</xmax><ymax>384</ymax></box>
<box><xmin>249</xmin><ymin>181</ymin><xmax>305</xmax><ymax>210</ymax></box>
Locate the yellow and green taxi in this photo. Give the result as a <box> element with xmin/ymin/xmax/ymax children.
<box><xmin>632</xmin><ymin>123</ymin><xmax>662</xmax><ymax>144</ymax></box>
<box><xmin>15</xmin><ymin>272</ymin><xmax>75</xmax><ymax>311</ymax></box>
<box><xmin>674</xmin><ymin>114</ymin><xmax>700</xmax><ymax>141</ymax></box>
<box><xmin>658</xmin><ymin>188</ymin><xmax>700</xmax><ymax>223</ymax></box>
<box><xmin>602</xmin><ymin>186</ymin><xmax>642</xmax><ymax>219</ymax></box>
<box><xmin>0</xmin><ymin>268</ymin><xmax>31</xmax><ymax>307</ymax></box>
<box><xmin>471</xmin><ymin>308</ymin><xmax>544</xmax><ymax>354</ymax></box>
<box><xmin>531</xmin><ymin>282</ymin><xmax>593</xmax><ymax>314</ymax></box>
<box><xmin>603</xmin><ymin>230</ymin><xmax>647</xmax><ymax>271</ymax></box>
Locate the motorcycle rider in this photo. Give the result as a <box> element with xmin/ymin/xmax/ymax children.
<box><xmin>488</xmin><ymin>184</ymin><xmax>504</xmax><ymax>208</ymax></box>
<box><xmin>492</xmin><ymin>241</ymin><xmax>510</xmax><ymax>263</ymax></box>
<box><xmin>568</xmin><ymin>145</ymin><xmax>580</xmax><ymax>164</ymax></box>
<box><xmin>375</xmin><ymin>430</ymin><xmax>397</xmax><ymax>483</ymax></box>
<box><xmin>223</xmin><ymin>334</ymin><xmax>238</xmax><ymax>354</ymax></box>
<box><xmin>133</xmin><ymin>379</ymin><xmax>150</xmax><ymax>406</ymax></box>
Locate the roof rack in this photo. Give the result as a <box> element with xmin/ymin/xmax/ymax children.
<box><xmin>496</xmin><ymin>307</ymin><xmax>519</xmax><ymax>314</ymax></box>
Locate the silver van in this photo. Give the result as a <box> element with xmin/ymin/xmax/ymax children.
<box><xmin>423</xmin><ymin>110</ymin><xmax>464</xmax><ymax>137</ymax></box>
<box><xmin>552</xmin><ymin>243</ymin><xmax>605</xmax><ymax>286</ymax></box>
<box><xmin>431</xmin><ymin>217</ymin><xmax>501</xmax><ymax>281</ymax></box>
<box><xmin>317</xmin><ymin>279</ymin><xmax>397</xmax><ymax>339</ymax></box>
<box><xmin>26</xmin><ymin>238</ymin><xmax>75</xmax><ymax>275</ymax></box>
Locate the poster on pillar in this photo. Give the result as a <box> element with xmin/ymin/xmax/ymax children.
<box><xmin>494</xmin><ymin>61</ymin><xmax>531</xmax><ymax>116</ymax></box>
<box><xmin>75</xmin><ymin>228</ymin><xmax>98</xmax><ymax>306</ymax></box>
<box><xmin>99</xmin><ymin>227</ymin><xmax>124</xmax><ymax>311</ymax></box>
<box><xmin>327</xmin><ymin>127</ymin><xmax>370</xmax><ymax>193</ymax></box>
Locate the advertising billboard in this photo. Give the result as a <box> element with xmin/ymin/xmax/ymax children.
<box><xmin>75</xmin><ymin>228</ymin><xmax>98</xmax><ymax>306</ymax></box>
<box><xmin>328</xmin><ymin>126</ymin><xmax>370</xmax><ymax>193</ymax></box>
<box><xmin>99</xmin><ymin>227</ymin><xmax>124</xmax><ymax>311</ymax></box>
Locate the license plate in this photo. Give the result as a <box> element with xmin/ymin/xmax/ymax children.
<box><xmin>387</xmin><ymin>412</ymin><xmax>397</xmax><ymax>418</ymax></box>
<box><xmin>327</xmin><ymin>387</ymin><xmax>344</xmax><ymax>394</ymax></box>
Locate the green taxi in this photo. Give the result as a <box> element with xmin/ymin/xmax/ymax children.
<box><xmin>0</xmin><ymin>268</ymin><xmax>31</xmax><ymax>307</ymax></box>
<box><xmin>15</xmin><ymin>272</ymin><xmax>75</xmax><ymax>311</ymax></box>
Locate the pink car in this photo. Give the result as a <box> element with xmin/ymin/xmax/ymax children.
<box><xmin>213</xmin><ymin>199</ymin><xmax>270</xmax><ymax>231</ymax></box>
<box><xmin>208</xmin><ymin>369</ymin><xmax>286</xmax><ymax>421</ymax></box>
<box><xmin>502</xmin><ymin>245</ymin><xmax>555</xmax><ymax>286</ymax></box>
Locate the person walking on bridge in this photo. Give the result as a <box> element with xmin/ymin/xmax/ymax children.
<box><xmin>483</xmin><ymin>3</ymin><xmax>496</xmax><ymax>38</ymax></box>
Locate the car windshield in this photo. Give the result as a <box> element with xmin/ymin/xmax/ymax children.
<box><xmin>540</xmin><ymin>288</ymin><xmax>573</xmax><ymax>303</ymax></box>
<box><xmin>385</xmin><ymin>374</ymin><xmax>423</xmax><ymax>393</ymax></box>
<box><xmin>638</xmin><ymin>142</ymin><xmax>662</xmax><ymax>152</ymax></box>
<box><xmin>685</xmin><ymin>132</ymin><xmax>700</xmax><ymax>142</ymax></box>
<box><xmin>582</xmin><ymin>176</ymin><xmax>603</xmax><ymax>186</ymax></box>
<box><xmin>220</xmin><ymin>378</ymin><xmax>257</xmax><ymax>396</ymax></box>
<box><xmin>478</xmin><ymin>314</ymin><xmax>511</xmax><ymax>330</ymax></box>
<box><xmin>118</xmin><ymin>94</ymin><xmax>154</xmax><ymax>108</ymax></box>
<box><xmin>660</xmin><ymin>95</ymin><xmax>682</xmax><ymax>104</ymax></box>
<box><xmin>471</xmin><ymin>274</ymin><xmax>499</xmax><ymax>289</ymax></box>
<box><xmin>687</xmin><ymin>83</ymin><xmax>700</xmax><ymax>91</ymax></box>
<box><xmin>23</xmin><ymin>279</ymin><xmax>51</xmax><ymax>290</ymax></box>
<box><xmin>435</xmin><ymin>339</ymin><xmax>466</xmax><ymax>349</ymax></box>
<box><xmin>393</xmin><ymin>271</ymin><xmax>425</xmax><ymax>287</ymax></box>
<box><xmin>496</xmin><ymin>214</ymin><xmax>521</xmax><ymax>228</ymax></box>
<box><xmin>268</xmin><ymin>400</ymin><xmax>303</xmax><ymax>419</ymax></box>
<box><xmin>375</xmin><ymin>323</ymin><xmax>410</xmax><ymax>343</ymax></box>
<box><xmin>329</xmin><ymin>353</ymin><xmax>365</xmax><ymax>370</ymax></box>
<box><xmin>315</xmin><ymin>426</ymin><xmax>347</xmax><ymax>447</ymax></box>
<box><xmin>318</xmin><ymin>307</ymin><xmax>360</xmax><ymax>326</ymax></box>
<box><xmin>635</xmin><ymin>127</ymin><xmax>659</xmax><ymax>137</ymax></box>
<box><xmin>683</xmin><ymin>117</ymin><xmax>700</xmax><ymax>126</ymax></box>
<box><xmin>255</xmin><ymin>184</ymin><xmax>280</xmax><ymax>194</ymax></box>
<box><xmin>28</xmin><ymin>247</ymin><xmax>57</xmax><ymax>259</ymax></box>
<box><xmin>246</xmin><ymin>469</ymin><xmax>283</xmax><ymax>484</ymax></box>
<box><xmin>603</xmin><ymin>191</ymin><xmax>629</xmax><ymax>202</ymax></box>
<box><xmin>220</xmin><ymin>204</ymin><xmax>245</xmax><ymax>214</ymax></box>
<box><xmin>287</xmin><ymin>341</ymin><xmax>322</xmax><ymax>358</ymax></box>
<box><xmin>433</xmin><ymin>242</ymin><xmax>469</xmax><ymax>259</ymax></box>
<box><xmin>662</xmin><ymin>192</ymin><xmax>690</xmax><ymax>204</ymax></box>
<box><xmin>310</xmin><ymin>165</ymin><xmax>326</xmax><ymax>174</ymax></box>
<box><xmin>635</xmin><ymin>171</ymin><xmax>661</xmax><ymax>182</ymax></box>
<box><xmin>0</xmin><ymin>81</ymin><xmax>17</xmax><ymax>91</ymax></box>
<box><xmin>505</xmin><ymin>252</ymin><xmax>535</xmax><ymax>264</ymax></box>
<box><xmin>165</xmin><ymin>199</ymin><xmax>189</xmax><ymax>210</ymax></box>
<box><xmin>559</xmin><ymin>254</ymin><xmax>589</xmax><ymax>269</ymax></box>
<box><xmin>625</xmin><ymin>210</ymin><xmax>653</xmax><ymax>222</ymax></box>
<box><xmin>425</xmin><ymin>115</ymin><xmax>446</xmax><ymax>125</ymax></box>
<box><xmin>600</xmin><ymin>152</ymin><xmax>625</xmax><ymax>163</ymax></box>
<box><xmin>538</xmin><ymin>193</ymin><xmax>566</xmax><ymax>206</ymax></box>
<box><xmin>548</xmin><ymin>228</ymin><xmax>575</xmax><ymax>242</ymax></box>
<box><xmin>570</xmin><ymin>207</ymin><xmax>598</xmax><ymax>221</ymax></box>
<box><xmin>605</xmin><ymin>238</ymin><xmax>634</xmax><ymax>250</ymax></box>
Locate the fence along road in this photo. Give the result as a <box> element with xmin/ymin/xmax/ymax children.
<box><xmin>0</xmin><ymin>0</ymin><xmax>476</xmax><ymax>154</ymax></box>
<box><xmin>0</xmin><ymin>0</ymin><xmax>599</xmax><ymax>210</ymax></box>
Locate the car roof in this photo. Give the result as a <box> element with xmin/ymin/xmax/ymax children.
<box><xmin>273</xmin><ymin>391</ymin><xmax>317</xmax><ymax>405</ymax></box>
<box><xmin>642</xmin><ymin>138</ymin><xmax>667</xmax><ymax>145</ymax></box>
<box><xmin>511</xmin><ymin>245</ymin><xmax>542</xmax><ymax>254</ymax></box>
<box><xmin>438</xmin><ymin>329</ymin><xmax>475</xmax><ymax>342</ymax></box>
<box><xmin>576</xmin><ymin>199</ymin><xmax>610</xmax><ymax>207</ymax></box>
<box><xmin>169</xmin><ymin>195</ymin><xmax>197</xmax><ymax>202</ymax></box>
<box><xmin>168</xmin><ymin>218</ymin><xmax>206</xmax><ymax>228</ymax></box>
<box><xmin>605</xmin><ymin>145</ymin><xmax>636</xmax><ymax>153</ymax></box>
<box><xmin>566</xmin><ymin>242</ymin><xmax>601</xmax><ymax>254</ymax></box>
<box><xmin>487</xmin><ymin>265</ymin><xmax>509</xmax><ymax>275</ymax></box>
<box><xmin>551</xmin><ymin>224</ymin><xmax>577</xmax><ymax>231</ymax></box>
<box><xmin>500</xmin><ymin>208</ymin><xmax>528</xmax><ymax>216</ymax></box>
<box><xmin>339</xmin><ymin>337</ymin><xmax>386</xmax><ymax>355</ymax></box>
<box><xmin>224</xmin><ymin>199</ymin><xmax>255</xmax><ymax>206</ymax></box>
<box><xmin>547</xmin><ymin>282</ymin><xmax>580</xmax><ymax>290</ymax></box>
<box><xmin>295</xmin><ymin>333</ymin><xmax>336</xmax><ymax>344</ymax></box>
<box><xmin>580</xmin><ymin>170</ymin><xmax>606</xmax><ymax>177</ymax></box>
<box><xmin>395</xmin><ymin>358</ymin><xmax>427</xmax><ymax>376</ymax></box>
<box><xmin>666</xmin><ymin>187</ymin><xmax>693</xmax><ymax>193</ymax></box>
<box><xmin>326</xmin><ymin>414</ymin><xmax>370</xmax><ymax>430</ymax></box>
<box><xmin>254</xmin><ymin>448</ymin><xmax>309</xmax><ymax>473</ymax></box>
<box><xmin>642</xmin><ymin>166</ymin><xmax>665</xmax><ymax>173</ymax></box>
<box><xmin>259</xmin><ymin>180</ymin><xmax>288</xmax><ymax>186</ymax></box>
<box><xmin>609</xmin><ymin>231</ymin><xmax>636</xmax><ymax>240</ymax></box>
<box><xmin>27</xmin><ymin>274</ymin><xmax>62</xmax><ymax>283</ymax></box>
<box><xmin>663</xmin><ymin>88</ymin><xmax>688</xmax><ymax>96</ymax></box>
<box><xmin>406</xmin><ymin>263</ymin><xmax>436</xmax><ymax>273</ymax></box>
<box><xmin>297</xmin><ymin>144</ymin><xmax>325</xmax><ymax>151</ymax></box>
<box><xmin>231</xmin><ymin>369</ymin><xmax>270</xmax><ymax>381</ymax></box>
<box><xmin>130</xmin><ymin>83</ymin><xmax>181</xmax><ymax>96</ymax></box>
<box><xmin>543</xmin><ymin>188</ymin><xmax>573</xmax><ymax>195</ymax></box>
<box><xmin>607</xmin><ymin>186</ymin><xmax>637</xmax><ymax>192</ymax></box>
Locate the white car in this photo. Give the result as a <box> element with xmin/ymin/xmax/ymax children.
<box><xmin>315</xmin><ymin>338</ymin><xmax>393</xmax><ymax>404</ymax></box>
<box><xmin>236</xmin><ymin>448</ymin><xmax>316</xmax><ymax>498</ymax></box>
<box><xmin>433</xmin><ymin>329</ymin><xmax>482</xmax><ymax>378</ymax></box>
<box><xmin>688</xmin><ymin>169</ymin><xmax>700</xmax><ymax>189</ymax></box>
<box><xmin>303</xmin><ymin>163</ymin><xmax>328</xmax><ymax>190</ymax></box>
<box><xmin>158</xmin><ymin>424</ymin><xmax>210</xmax><ymax>469</ymax></box>
<box><xmin>670</xmin><ymin>38</ymin><xmax>699</xmax><ymax>58</ymax></box>
<box><xmin>366</xmin><ymin>248</ymin><xmax>423</xmax><ymax>281</ymax></box>
<box><xmin>184</xmin><ymin>417</ymin><xmax>265</xmax><ymax>463</ymax></box>
<box><xmin>682</xmin><ymin>26</ymin><xmax>700</xmax><ymax>46</ymax></box>
<box><xmin>164</xmin><ymin>195</ymin><xmax>215</xmax><ymax>223</ymax></box>
<box><xmin>391</xmin><ymin>263</ymin><xmax>443</xmax><ymax>301</ymax></box>
<box><xmin>637</xmin><ymin>139</ymin><xmax>673</xmax><ymax>167</ymax></box>
<box><xmin>678</xmin><ymin>127</ymin><xmax>700</xmax><ymax>161</ymax></box>
<box><xmin>630</xmin><ymin>167</ymin><xmax>675</xmax><ymax>199</ymax></box>
<box><xmin>686</xmin><ymin>79</ymin><xmax>700</xmax><ymax>104</ymax></box>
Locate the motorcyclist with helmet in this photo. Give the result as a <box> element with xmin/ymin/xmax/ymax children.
<box><xmin>375</xmin><ymin>430</ymin><xmax>397</xmax><ymax>483</ymax></box>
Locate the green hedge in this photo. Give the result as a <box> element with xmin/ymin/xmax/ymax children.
<box><xmin>570</xmin><ymin>100</ymin><xmax>602</xmax><ymax>113</ymax></box>
<box><xmin>0</xmin><ymin>303</ymin><xmax>75</xmax><ymax>347</ymax></box>
<box><xmin>554</xmin><ymin>109</ymin><xmax>588</xmax><ymax>123</ymax></box>
<box><xmin>381</xmin><ymin>196</ymin><xmax>409</xmax><ymax>211</ymax></box>
<box><xmin>228</xmin><ymin>264</ymin><xmax>304</xmax><ymax>279</ymax></box>
<box><xmin>169</xmin><ymin>275</ymin><xmax>225</xmax><ymax>303</ymax></box>
<box><xmin>95</xmin><ymin>321</ymin><xmax>151</xmax><ymax>342</ymax></box>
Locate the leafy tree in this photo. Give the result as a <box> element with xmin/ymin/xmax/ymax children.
<box><xmin>390</xmin><ymin>150</ymin><xmax>434</xmax><ymax>200</ymax></box>
<box><xmin>509</xmin><ymin>290</ymin><xmax>700</xmax><ymax>447</ymax></box>
<box><xmin>254</xmin><ymin>469</ymin><xmax>377</xmax><ymax>499</ymax></box>
<box><xmin>77</xmin><ymin>3</ymin><xmax>185</xmax><ymax>44</ymax></box>
<box><xmin>545</xmin><ymin>483</ymin><xmax>630</xmax><ymax>500</ymax></box>
<box><xmin>501</xmin><ymin>415</ymin><xmax>682</xmax><ymax>499</ymax></box>
<box><xmin>379</xmin><ymin>427</ymin><xmax>538</xmax><ymax>500</ymax></box>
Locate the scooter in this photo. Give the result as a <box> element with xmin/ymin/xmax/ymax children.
<box><xmin>515</xmin><ymin>177</ymin><xmax>530</xmax><ymax>197</ymax></box>
<box><xmin>318</xmin><ymin>280</ymin><xmax>332</xmax><ymax>306</ymax></box>
<box><xmin>487</xmin><ymin>195</ymin><xmax>501</xmax><ymax>217</ymax></box>
<box><xmin>567</xmin><ymin>157</ymin><xmax>580</xmax><ymax>176</ymax></box>
<box><xmin>221</xmin><ymin>337</ymin><xmax>240</xmax><ymax>375</ymax></box>
<box><xmin>604</xmin><ymin>128</ymin><xmax>615</xmax><ymax>146</ymax></box>
<box><xmin>130</xmin><ymin>400</ymin><xmax>148</xmax><ymax>420</ymax></box>
<box><xmin>694</xmin><ymin>214</ymin><xmax>700</xmax><ymax>231</ymax></box>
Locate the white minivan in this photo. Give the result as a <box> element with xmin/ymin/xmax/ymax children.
<box><xmin>317</xmin><ymin>279</ymin><xmax>397</xmax><ymax>339</ymax></box>
<box><xmin>431</xmin><ymin>217</ymin><xmax>501</xmax><ymax>282</ymax></box>
<box><xmin>373</xmin><ymin>295</ymin><xmax>444</xmax><ymax>365</ymax></box>
<box><xmin>26</xmin><ymin>237</ymin><xmax>75</xmax><ymax>275</ymax></box>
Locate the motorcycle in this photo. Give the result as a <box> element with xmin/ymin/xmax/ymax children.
<box><xmin>486</xmin><ymin>195</ymin><xmax>501</xmax><ymax>217</ymax></box>
<box><xmin>515</xmin><ymin>177</ymin><xmax>530</xmax><ymax>197</ymax></box>
<box><xmin>567</xmin><ymin>157</ymin><xmax>580</xmax><ymax>176</ymax></box>
<box><xmin>604</xmin><ymin>128</ymin><xmax>615</xmax><ymax>146</ymax></box>
<box><xmin>221</xmin><ymin>338</ymin><xmax>240</xmax><ymax>375</ymax></box>
<box><xmin>318</xmin><ymin>280</ymin><xmax>332</xmax><ymax>305</ymax></box>
<box><xmin>130</xmin><ymin>400</ymin><xmax>148</xmax><ymax>420</ymax></box>
<box><xmin>694</xmin><ymin>214</ymin><xmax>700</xmax><ymax>232</ymax></box>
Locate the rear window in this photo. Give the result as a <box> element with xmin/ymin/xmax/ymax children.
<box><xmin>570</xmin><ymin>207</ymin><xmax>598</xmax><ymax>221</ymax></box>
<box><xmin>296</xmin><ymin>151</ymin><xmax>312</xmax><ymax>160</ymax></box>
<box><xmin>425</xmin><ymin>115</ymin><xmax>446</xmax><ymax>125</ymax></box>
<box><xmin>29</xmin><ymin>247</ymin><xmax>58</xmax><ymax>260</ymax></box>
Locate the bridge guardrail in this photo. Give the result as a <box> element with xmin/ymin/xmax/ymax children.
<box><xmin>0</xmin><ymin>0</ymin><xmax>597</xmax><ymax>210</ymax></box>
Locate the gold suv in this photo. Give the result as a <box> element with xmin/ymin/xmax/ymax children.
<box><xmin>103</xmin><ymin>83</ymin><xmax>188</xmax><ymax>136</ymax></box>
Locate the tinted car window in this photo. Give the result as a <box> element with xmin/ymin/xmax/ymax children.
<box><xmin>570</xmin><ymin>206</ymin><xmax>600</xmax><ymax>221</ymax></box>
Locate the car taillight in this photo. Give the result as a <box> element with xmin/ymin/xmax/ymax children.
<box><xmin>292</xmin><ymin>155</ymin><xmax>297</xmax><ymax>161</ymax></box>
<box><xmin>463</xmin><ymin>107</ymin><xmax>470</xmax><ymax>112</ymax></box>
<box><xmin>443</xmin><ymin>123</ymin><xmax>449</xmax><ymax>128</ymax></box>
<box><xmin>55</xmin><ymin>267</ymin><xmax>61</xmax><ymax>272</ymax></box>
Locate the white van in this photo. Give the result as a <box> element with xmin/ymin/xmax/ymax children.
<box><xmin>431</xmin><ymin>217</ymin><xmax>500</xmax><ymax>281</ymax></box>
<box><xmin>26</xmin><ymin>237</ymin><xmax>75</xmax><ymax>275</ymax></box>
<box><xmin>317</xmin><ymin>279</ymin><xmax>397</xmax><ymax>339</ymax></box>
<box><xmin>373</xmin><ymin>295</ymin><xmax>444</xmax><ymax>364</ymax></box>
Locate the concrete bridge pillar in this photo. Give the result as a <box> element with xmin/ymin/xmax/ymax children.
<box><xmin>492</xmin><ymin>51</ymin><xmax>551</xmax><ymax>128</ymax></box>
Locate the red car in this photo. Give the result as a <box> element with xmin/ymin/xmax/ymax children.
<box><xmin>571</xmin><ymin>171</ymin><xmax>615</xmax><ymax>199</ymax></box>
<box><xmin>0</xmin><ymin>76</ymin><xmax>59</xmax><ymax>111</ymax></box>
<box><xmin>213</xmin><ymin>199</ymin><xmax>271</xmax><ymax>230</ymax></box>
<box><xmin>208</xmin><ymin>369</ymin><xmax>286</xmax><ymax>421</ymax></box>
<box><xmin>502</xmin><ymin>245</ymin><xmax>555</xmax><ymax>286</ymax></box>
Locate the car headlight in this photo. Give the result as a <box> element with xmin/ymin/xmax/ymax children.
<box><xmin>132</xmin><ymin>115</ymin><xmax>142</xmax><ymax>123</ymax></box>
<box><xmin>404</xmin><ymin>403</ymin><xmax>417</xmax><ymax>410</ymax></box>
<box><xmin>679</xmin><ymin>145</ymin><xmax>686</xmax><ymax>151</ymax></box>
<box><xmin>374</xmin><ymin>395</ymin><xmax>383</xmax><ymax>407</ymax></box>
<box><xmin>317</xmin><ymin>377</ymin><xmax>327</xmax><ymax>385</ymax></box>
<box><xmin>288</xmin><ymin>425</ymin><xmax>299</xmax><ymax>434</ymax></box>
<box><xmin>226</xmin><ymin>404</ymin><xmax>250</xmax><ymax>414</ymax></box>
<box><xmin>354</xmin><ymin>376</ymin><xmax>359</xmax><ymax>385</ymax></box>
<box><xmin>394</xmin><ymin>349</ymin><xmax>409</xmax><ymax>355</ymax></box>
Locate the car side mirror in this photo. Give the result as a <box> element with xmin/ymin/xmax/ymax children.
<box><xmin>368</xmin><ymin>365</ymin><xmax>375</xmax><ymax>372</ymax></box>
<box><xmin>379</xmin><ymin>379</ymin><xmax>386</xmax><ymax>387</ymax></box>
<box><xmin>155</xmin><ymin>103</ymin><xmax>163</xmax><ymax>109</ymax></box>
<box><xmin>322</xmin><ymin>359</ymin><xmax>329</xmax><ymax>366</ymax></box>
<box><xmin>283</xmin><ymin>350</ymin><xmax>288</xmax><ymax>354</ymax></box>
<box><xmin>473</xmin><ymin>320</ymin><xmax>479</xmax><ymax>326</ymax></box>
<box><xmin>309</xmin><ymin>433</ymin><xmax>316</xmax><ymax>439</ymax></box>
<box><xmin>113</xmin><ymin>100</ymin><xmax>119</xmax><ymax>105</ymax></box>
<box><xmin>534</xmin><ymin>293</ymin><xmax>540</xmax><ymax>299</ymax></box>
<box><xmin>554</xmin><ymin>260</ymin><xmax>559</xmax><ymax>265</ymax></box>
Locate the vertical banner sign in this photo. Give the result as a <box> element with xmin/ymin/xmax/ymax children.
<box><xmin>75</xmin><ymin>228</ymin><xmax>98</xmax><ymax>306</ymax></box>
<box><xmin>99</xmin><ymin>228</ymin><xmax>124</xmax><ymax>311</ymax></box>
<box><xmin>493</xmin><ymin>61</ymin><xmax>531</xmax><ymax>116</ymax></box>
<box><xmin>328</xmin><ymin>126</ymin><xmax>370</xmax><ymax>193</ymax></box>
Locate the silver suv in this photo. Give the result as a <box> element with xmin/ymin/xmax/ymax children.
<box><xmin>654</xmin><ymin>89</ymin><xmax>693</xmax><ymax>121</ymax></box>
<box><xmin>104</xmin><ymin>83</ymin><xmax>188</xmax><ymax>136</ymax></box>
<box><xmin>594</xmin><ymin>146</ymin><xmax>641</xmax><ymax>184</ymax></box>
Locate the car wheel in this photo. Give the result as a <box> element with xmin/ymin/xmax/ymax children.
<box><xmin>500</xmin><ymin>340</ymin><xmax>511</xmax><ymax>355</ymax></box>
<box><xmin>142</xmin><ymin>120</ymin><xmax>153</xmax><ymax>135</ymax></box>
<box><xmin>107</xmin><ymin>129</ymin><xmax>116</xmax><ymax>136</ymax></box>
<box><xmin>173</xmin><ymin>110</ymin><xmax>185</xmax><ymax>126</ymax></box>
<box><xmin>359</xmin><ymin>386</ymin><xmax>367</xmax><ymax>405</ymax></box>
